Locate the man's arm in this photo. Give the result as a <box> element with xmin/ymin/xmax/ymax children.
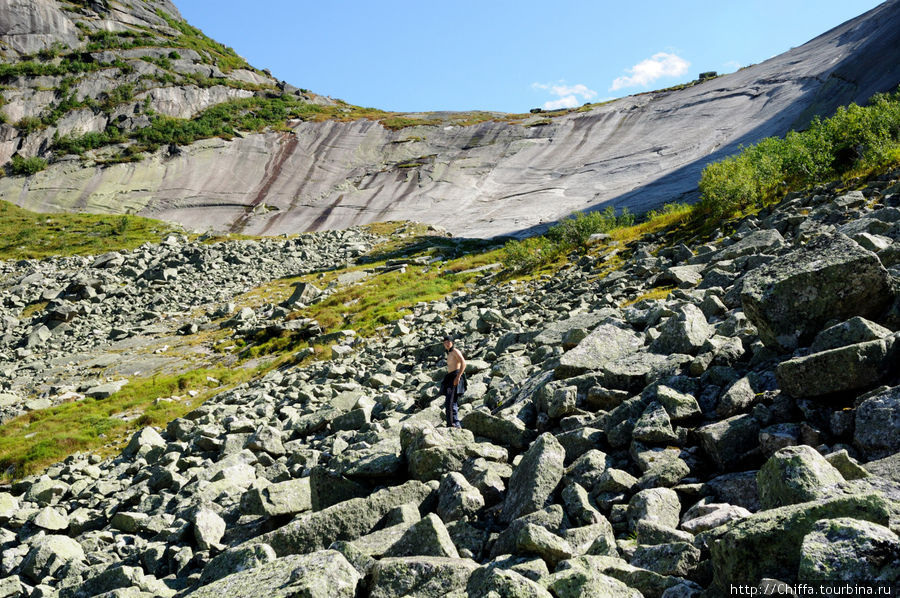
<box><xmin>453</xmin><ymin>349</ymin><xmax>466</xmax><ymax>385</ymax></box>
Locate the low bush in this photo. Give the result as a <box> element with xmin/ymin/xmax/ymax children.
<box><xmin>699</xmin><ymin>86</ymin><xmax>900</xmax><ymax>216</ymax></box>
<box><xmin>9</xmin><ymin>155</ymin><xmax>48</xmax><ymax>176</ymax></box>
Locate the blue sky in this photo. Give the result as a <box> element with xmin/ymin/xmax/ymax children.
<box><xmin>175</xmin><ymin>0</ymin><xmax>884</xmax><ymax>113</ymax></box>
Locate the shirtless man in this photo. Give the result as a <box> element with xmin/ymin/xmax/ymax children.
<box><xmin>440</xmin><ymin>335</ymin><xmax>466</xmax><ymax>428</ymax></box>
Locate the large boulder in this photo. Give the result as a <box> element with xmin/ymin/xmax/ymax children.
<box><xmin>501</xmin><ymin>433</ymin><xmax>566</xmax><ymax>523</ymax></box>
<box><xmin>854</xmin><ymin>386</ymin><xmax>900</xmax><ymax>460</ymax></box>
<box><xmin>776</xmin><ymin>333</ymin><xmax>899</xmax><ymax>398</ymax></box>
<box><xmin>649</xmin><ymin>304</ymin><xmax>713</xmax><ymax>355</ymax></box>
<box><xmin>20</xmin><ymin>535</ymin><xmax>85</xmax><ymax>583</ymax></box>
<box><xmin>741</xmin><ymin>234</ymin><xmax>894</xmax><ymax>352</ymax></box>
<box><xmin>255</xmin><ymin>480</ymin><xmax>433</xmax><ymax>556</ymax></box>
<box><xmin>383</xmin><ymin>513</ymin><xmax>459</xmax><ymax>558</ymax></box>
<box><xmin>696</xmin><ymin>414</ymin><xmax>760</xmax><ymax>470</ymax></box>
<box><xmin>798</xmin><ymin>517</ymin><xmax>900</xmax><ymax>582</ymax></box>
<box><xmin>368</xmin><ymin>557</ymin><xmax>479</xmax><ymax>598</ymax></box>
<box><xmin>555</xmin><ymin>321</ymin><xmax>644</xmax><ymax>378</ymax></box>
<box><xmin>241</xmin><ymin>478</ymin><xmax>312</xmax><ymax>516</ymax></box>
<box><xmin>702</xmin><ymin>493</ymin><xmax>892</xmax><ymax>589</ymax></box>
<box><xmin>184</xmin><ymin>550</ymin><xmax>359</xmax><ymax>598</ymax></box>
<box><xmin>461</xmin><ymin>409</ymin><xmax>536</xmax><ymax>450</ymax></box>
<box><xmin>757</xmin><ymin>445</ymin><xmax>845</xmax><ymax>509</ymax></box>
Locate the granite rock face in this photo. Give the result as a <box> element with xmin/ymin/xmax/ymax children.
<box><xmin>2</xmin><ymin>159</ymin><xmax>900</xmax><ymax>596</ymax></box>
<box><xmin>2</xmin><ymin>3</ymin><xmax>900</xmax><ymax>238</ymax></box>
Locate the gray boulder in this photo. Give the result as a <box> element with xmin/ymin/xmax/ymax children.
<box><xmin>501</xmin><ymin>433</ymin><xmax>566</xmax><ymax>522</ymax></box>
<box><xmin>384</xmin><ymin>513</ymin><xmax>459</xmax><ymax>558</ymax></box>
<box><xmin>798</xmin><ymin>517</ymin><xmax>900</xmax><ymax>582</ymax></box>
<box><xmin>697</xmin><ymin>414</ymin><xmax>760</xmax><ymax>470</ymax></box>
<box><xmin>630</xmin><ymin>542</ymin><xmax>701</xmax><ymax>577</ymax></box>
<box><xmin>556</xmin><ymin>321</ymin><xmax>644</xmax><ymax>378</ymax></box>
<box><xmin>20</xmin><ymin>535</ymin><xmax>85</xmax><ymax>583</ymax></box>
<box><xmin>854</xmin><ymin>386</ymin><xmax>900</xmax><ymax>460</ymax></box>
<box><xmin>776</xmin><ymin>333</ymin><xmax>898</xmax><ymax>398</ymax></box>
<box><xmin>702</xmin><ymin>493</ymin><xmax>892</xmax><ymax>588</ymax></box>
<box><xmin>184</xmin><ymin>550</ymin><xmax>359</xmax><ymax>598</ymax></box>
<box><xmin>810</xmin><ymin>316</ymin><xmax>893</xmax><ymax>353</ymax></box>
<box><xmin>628</xmin><ymin>488</ymin><xmax>681</xmax><ymax>531</ymax></box>
<box><xmin>741</xmin><ymin>233</ymin><xmax>894</xmax><ymax>352</ymax></box>
<box><xmin>649</xmin><ymin>304</ymin><xmax>712</xmax><ymax>355</ymax></box>
<box><xmin>757</xmin><ymin>445</ymin><xmax>845</xmax><ymax>509</ymax></box>
<box><xmin>199</xmin><ymin>544</ymin><xmax>278</xmax><ymax>585</ymax></box>
<box><xmin>437</xmin><ymin>472</ymin><xmax>485</xmax><ymax>522</ymax></box>
<box><xmin>461</xmin><ymin>409</ymin><xmax>536</xmax><ymax>450</ymax></box>
<box><xmin>241</xmin><ymin>478</ymin><xmax>312</xmax><ymax>516</ymax></box>
<box><xmin>369</xmin><ymin>557</ymin><xmax>479</xmax><ymax>598</ymax></box>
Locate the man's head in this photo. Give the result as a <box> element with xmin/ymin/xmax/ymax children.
<box><xmin>442</xmin><ymin>335</ymin><xmax>453</xmax><ymax>351</ymax></box>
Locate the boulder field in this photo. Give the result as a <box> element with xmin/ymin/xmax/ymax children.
<box><xmin>1</xmin><ymin>172</ymin><xmax>900</xmax><ymax>596</ymax></box>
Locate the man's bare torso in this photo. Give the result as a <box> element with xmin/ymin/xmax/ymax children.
<box><xmin>447</xmin><ymin>348</ymin><xmax>463</xmax><ymax>372</ymax></box>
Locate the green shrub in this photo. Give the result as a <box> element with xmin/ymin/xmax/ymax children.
<box><xmin>9</xmin><ymin>155</ymin><xmax>48</xmax><ymax>176</ymax></box>
<box><xmin>547</xmin><ymin>206</ymin><xmax>633</xmax><ymax>248</ymax></box>
<box><xmin>699</xmin><ymin>87</ymin><xmax>900</xmax><ymax>216</ymax></box>
<box><xmin>15</xmin><ymin>116</ymin><xmax>44</xmax><ymax>135</ymax></box>
<box><xmin>501</xmin><ymin>236</ymin><xmax>561</xmax><ymax>271</ymax></box>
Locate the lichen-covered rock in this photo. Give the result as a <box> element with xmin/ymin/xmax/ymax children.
<box><xmin>184</xmin><ymin>550</ymin><xmax>359</xmax><ymax>598</ymax></box>
<box><xmin>368</xmin><ymin>556</ymin><xmax>479</xmax><ymax>598</ymax></box>
<box><xmin>697</xmin><ymin>414</ymin><xmax>760</xmax><ymax>470</ymax></box>
<box><xmin>461</xmin><ymin>409</ymin><xmax>536</xmax><ymax>449</ymax></box>
<box><xmin>632</xmin><ymin>401</ymin><xmax>679</xmax><ymax>444</ymax></box>
<box><xmin>194</xmin><ymin>508</ymin><xmax>226</xmax><ymax>551</ymax></box>
<box><xmin>384</xmin><ymin>513</ymin><xmax>459</xmax><ymax>558</ymax></box>
<box><xmin>547</xmin><ymin>566</ymin><xmax>643</xmax><ymax>598</ymax></box>
<box><xmin>466</xmin><ymin>565</ymin><xmax>554</xmax><ymax>598</ymax></box>
<box><xmin>854</xmin><ymin>386</ymin><xmax>900</xmax><ymax>460</ymax></box>
<box><xmin>240</xmin><ymin>478</ymin><xmax>311</xmax><ymax>517</ymax></box>
<box><xmin>757</xmin><ymin>445</ymin><xmax>845</xmax><ymax>509</ymax></box>
<box><xmin>630</xmin><ymin>542</ymin><xmax>701</xmax><ymax>577</ymax></box>
<box><xmin>501</xmin><ymin>433</ymin><xmax>565</xmax><ymax>523</ymax></box>
<box><xmin>20</xmin><ymin>535</ymin><xmax>85</xmax><ymax>583</ymax></box>
<box><xmin>556</xmin><ymin>321</ymin><xmax>645</xmax><ymax>378</ymax></box>
<box><xmin>628</xmin><ymin>488</ymin><xmax>681</xmax><ymax>531</ymax></box>
<box><xmin>741</xmin><ymin>234</ymin><xmax>894</xmax><ymax>352</ymax></box>
<box><xmin>437</xmin><ymin>472</ymin><xmax>485</xmax><ymax>522</ymax></box>
<box><xmin>810</xmin><ymin>316</ymin><xmax>893</xmax><ymax>353</ymax></box>
<box><xmin>516</xmin><ymin>523</ymin><xmax>574</xmax><ymax>567</ymax></box>
<box><xmin>198</xmin><ymin>544</ymin><xmax>277</xmax><ymax>585</ymax></box>
<box><xmin>650</xmin><ymin>304</ymin><xmax>713</xmax><ymax>355</ymax></box>
<box><xmin>798</xmin><ymin>517</ymin><xmax>900</xmax><ymax>582</ymax></box>
<box><xmin>255</xmin><ymin>480</ymin><xmax>433</xmax><ymax>556</ymax></box>
<box><xmin>702</xmin><ymin>493</ymin><xmax>892</xmax><ymax>589</ymax></box>
<box><xmin>655</xmin><ymin>385</ymin><xmax>702</xmax><ymax>421</ymax></box>
<box><xmin>555</xmin><ymin>555</ymin><xmax>681</xmax><ymax>598</ymax></box>
<box><xmin>776</xmin><ymin>334</ymin><xmax>898</xmax><ymax>398</ymax></box>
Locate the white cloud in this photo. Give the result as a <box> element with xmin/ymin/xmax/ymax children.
<box><xmin>532</xmin><ymin>80</ymin><xmax>597</xmax><ymax>110</ymax></box>
<box><xmin>610</xmin><ymin>52</ymin><xmax>690</xmax><ymax>91</ymax></box>
<box><xmin>543</xmin><ymin>96</ymin><xmax>579</xmax><ymax>110</ymax></box>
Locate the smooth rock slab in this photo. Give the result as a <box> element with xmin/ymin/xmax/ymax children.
<box><xmin>383</xmin><ymin>513</ymin><xmax>459</xmax><ymax>558</ymax></box>
<box><xmin>184</xmin><ymin>550</ymin><xmax>359</xmax><ymax>598</ymax></box>
<box><xmin>740</xmin><ymin>233</ymin><xmax>894</xmax><ymax>352</ymax></box>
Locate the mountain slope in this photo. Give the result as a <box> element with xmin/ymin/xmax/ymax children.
<box><xmin>1</xmin><ymin>0</ymin><xmax>899</xmax><ymax>238</ymax></box>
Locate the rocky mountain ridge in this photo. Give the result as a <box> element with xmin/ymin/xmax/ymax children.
<box><xmin>1</xmin><ymin>1</ymin><xmax>900</xmax><ymax>237</ymax></box>
<box><xmin>0</xmin><ymin>166</ymin><xmax>899</xmax><ymax>595</ymax></box>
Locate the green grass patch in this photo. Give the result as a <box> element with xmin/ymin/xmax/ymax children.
<box><xmin>0</xmin><ymin>367</ymin><xmax>256</xmax><ymax>481</ymax></box>
<box><xmin>0</xmin><ymin>201</ymin><xmax>174</xmax><ymax>260</ymax></box>
<box><xmin>155</xmin><ymin>9</ymin><xmax>253</xmax><ymax>73</ymax></box>
<box><xmin>501</xmin><ymin>206</ymin><xmax>635</xmax><ymax>272</ymax></box>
